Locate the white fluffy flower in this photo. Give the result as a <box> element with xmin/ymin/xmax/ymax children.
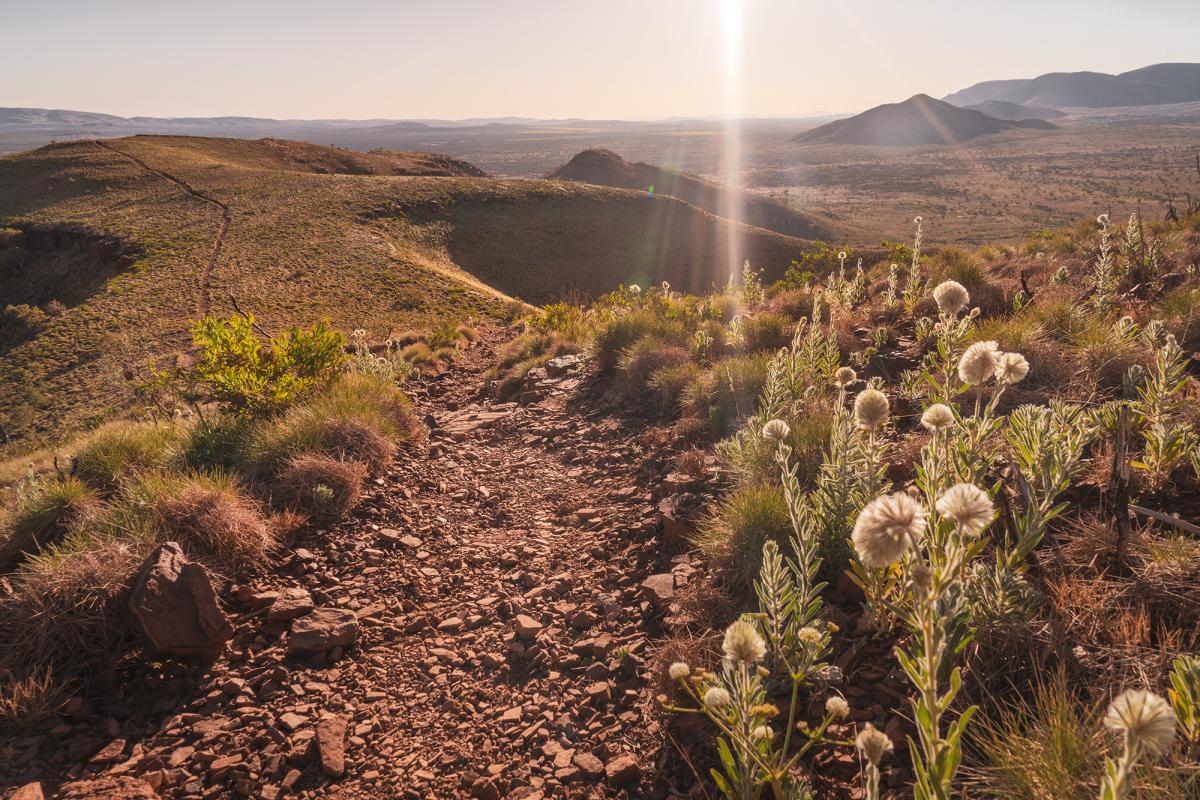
<box><xmin>920</xmin><ymin>403</ymin><xmax>955</xmax><ymax>432</ymax></box>
<box><xmin>722</xmin><ymin>619</ymin><xmax>767</xmax><ymax>664</ymax></box>
<box><xmin>855</xmin><ymin>723</ymin><xmax>894</xmax><ymax>766</ymax></box>
<box><xmin>834</xmin><ymin>366</ymin><xmax>858</xmax><ymax>387</ymax></box>
<box><xmin>995</xmin><ymin>351</ymin><xmax>1029</xmax><ymax>384</ymax></box>
<box><xmin>958</xmin><ymin>340</ymin><xmax>1001</xmax><ymax>385</ymax></box>
<box><xmin>628</xmin><ymin>284</ymin><xmax>641</xmax><ymax>294</ymax></box>
<box><xmin>704</xmin><ymin>686</ymin><xmax>732</xmax><ymax>708</ymax></box>
<box><xmin>936</xmin><ymin>483</ymin><xmax>994</xmax><ymax>536</ymax></box>
<box><xmin>852</xmin><ymin>493</ymin><xmax>926</xmax><ymax>568</ymax></box>
<box><xmin>933</xmin><ymin>280</ymin><xmax>970</xmax><ymax>315</ymax></box>
<box><xmin>853</xmin><ymin>388</ymin><xmax>889</xmax><ymax>430</ymax></box>
<box><xmin>752</xmin><ymin>724</ymin><xmax>774</xmax><ymax>742</ymax></box>
<box><xmin>668</xmin><ymin>662</ymin><xmax>690</xmax><ymax>680</ymax></box>
<box><xmin>798</xmin><ymin>627</ymin><xmax>822</xmax><ymax>645</ymax></box>
<box><xmin>1104</xmin><ymin>689</ymin><xmax>1177</xmax><ymax>756</ymax></box>
<box><xmin>761</xmin><ymin>419</ymin><xmax>790</xmax><ymax>442</ymax></box>
<box><xmin>825</xmin><ymin>696</ymin><xmax>849</xmax><ymax>719</ymax></box>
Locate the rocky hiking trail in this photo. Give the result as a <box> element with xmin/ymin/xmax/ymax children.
<box><xmin>2</xmin><ymin>330</ymin><xmax>719</xmax><ymax>800</ymax></box>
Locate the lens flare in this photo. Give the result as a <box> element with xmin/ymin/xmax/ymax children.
<box><xmin>720</xmin><ymin>0</ymin><xmax>744</xmax><ymax>283</ymax></box>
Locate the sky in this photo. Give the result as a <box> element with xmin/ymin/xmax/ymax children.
<box><xmin>3</xmin><ymin>0</ymin><xmax>1197</xmax><ymax>120</ymax></box>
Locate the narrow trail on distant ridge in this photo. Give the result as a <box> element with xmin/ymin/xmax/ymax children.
<box><xmin>93</xmin><ymin>139</ymin><xmax>229</xmax><ymax>316</ymax></box>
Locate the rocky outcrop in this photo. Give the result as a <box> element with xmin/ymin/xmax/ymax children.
<box><xmin>128</xmin><ymin>542</ymin><xmax>232</xmax><ymax>660</ymax></box>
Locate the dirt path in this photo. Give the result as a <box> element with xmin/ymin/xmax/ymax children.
<box><xmin>93</xmin><ymin>139</ymin><xmax>229</xmax><ymax>316</ymax></box>
<box><xmin>5</xmin><ymin>332</ymin><xmax>697</xmax><ymax>799</ymax></box>
<box><xmin>316</xmin><ymin>334</ymin><xmax>678</xmax><ymax>798</ymax></box>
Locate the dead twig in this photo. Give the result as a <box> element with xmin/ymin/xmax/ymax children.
<box><xmin>1128</xmin><ymin>504</ymin><xmax>1200</xmax><ymax>537</ymax></box>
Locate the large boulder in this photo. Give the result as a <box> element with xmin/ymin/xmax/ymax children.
<box><xmin>129</xmin><ymin>542</ymin><xmax>233</xmax><ymax>660</ymax></box>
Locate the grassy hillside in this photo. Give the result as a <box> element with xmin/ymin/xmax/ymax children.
<box><xmin>0</xmin><ymin>135</ymin><xmax>816</xmax><ymax>454</ymax></box>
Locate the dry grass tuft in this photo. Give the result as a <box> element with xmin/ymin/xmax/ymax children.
<box><xmin>695</xmin><ymin>482</ymin><xmax>792</xmax><ymax>593</ymax></box>
<box><xmin>0</xmin><ymin>669</ymin><xmax>69</xmax><ymax>733</ymax></box>
<box><xmin>71</xmin><ymin>421</ymin><xmax>184</xmax><ymax>494</ymax></box>
<box><xmin>275</xmin><ymin>454</ymin><xmax>366</xmax><ymax>520</ymax></box>
<box><xmin>249</xmin><ymin>373</ymin><xmax>419</xmax><ymax>477</ymax></box>
<box><xmin>0</xmin><ymin>538</ymin><xmax>148</xmax><ymax>677</ymax></box>
<box><xmin>619</xmin><ymin>336</ymin><xmax>692</xmax><ymax>395</ymax></box>
<box><xmin>114</xmin><ymin>470</ymin><xmax>276</xmax><ymax>575</ymax></box>
<box><xmin>1</xmin><ymin>477</ymin><xmax>103</xmax><ymax>565</ymax></box>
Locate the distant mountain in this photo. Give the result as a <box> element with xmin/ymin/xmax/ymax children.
<box><xmin>943</xmin><ymin>62</ymin><xmax>1200</xmax><ymax>108</ymax></box>
<box><xmin>793</xmin><ymin>95</ymin><xmax>1054</xmax><ymax>147</ymax></box>
<box><xmin>964</xmin><ymin>100</ymin><xmax>1066</xmax><ymax>122</ymax></box>
<box><xmin>546</xmin><ymin>148</ymin><xmax>832</xmax><ymax>240</ymax></box>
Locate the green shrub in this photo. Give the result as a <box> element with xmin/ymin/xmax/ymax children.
<box><xmin>683</xmin><ymin>354</ymin><xmax>771</xmax><ymax>437</ymax></box>
<box><xmin>182</xmin><ymin>415</ymin><xmax>254</xmax><ymax>472</ymax></box>
<box><xmin>706</xmin><ymin>293</ymin><xmax>740</xmax><ymax>323</ymax></box>
<box><xmin>593</xmin><ymin>311</ymin><xmax>689</xmax><ymax>370</ymax></box>
<box><xmin>725</xmin><ymin>407</ymin><xmax>833</xmax><ymax>487</ymax></box>
<box><xmin>188</xmin><ymin>314</ymin><xmax>347</xmax><ymax>416</ymax></box>
<box><xmin>528</xmin><ymin>302</ymin><xmax>588</xmax><ymax>340</ymax></box>
<box><xmin>619</xmin><ymin>335</ymin><xmax>692</xmax><ymax>394</ymax></box>
<box><xmin>426</xmin><ymin>318</ymin><xmax>467</xmax><ymax>350</ymax></box>
<box><xmin>739</xmin><ymin>311</ymin><xmax>792</xmax><ymax>352</ymax></box>
<box><xmin>648</xmin><ymin>362</ymin><xmax>702</xmax><ymax>411</ymax></box>
<box><xmin>1</xmin><ymin>478</ymin><xmax>102</xmax><ymax>564</ymax></box>
<box><xmin>696</xmin><ymin>482</ymin><xmax>792</xmax><ymax>592</ymax></box>
<box><xmin>72</xmin><ymin>421</ymin><xmax>184</xmax><ymax>493</ymax></box>
<box><xmin>248</xmin><ymin>373</ymin><xmax>418</xmax><ymax>477</ymax></box>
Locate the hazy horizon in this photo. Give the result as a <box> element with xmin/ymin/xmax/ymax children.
<box><xmin>4</xmin><ymin>0</ymin><xmax>1198</xmax><ymax>121</ymax></box>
